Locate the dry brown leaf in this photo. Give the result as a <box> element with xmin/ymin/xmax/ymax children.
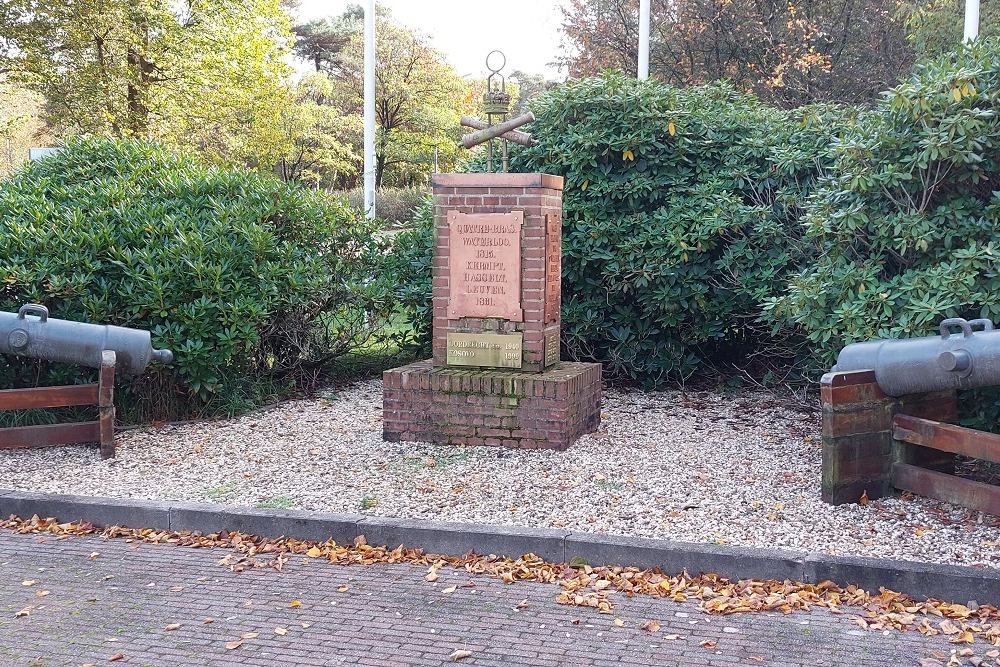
<box><xmin>701</xmin><ymin>640</ymin><xmax>717</xmax><ymax>649</ymax></box>
<box><xmin>749</xmin><ymin>657</ymin><xmax>764</xmax><ymax>663</ymax></box>
<box><xmin>449</xmin><ymin>649</ymin><xmax>473</xmax><ymax>661</ymax></box>
<box><xmin>640</xmin><ymin>620</ymin><xmax>661</xmax><ymax>633</ymax></box>
<box><xmin>306</xmin><ymin>546</ymin><xmax>322</xmax><ymax>558</ymax></box>
<box><xmin>203</xmin><ymin>618</ymin><xmax>214</xmax><ymax>625</ymax></box>
<box><xmin>108</xmin><ymin>653</ymin><xmax>125</xmax><ymax>662</ymax></box>
<box><xmin>515</xmin><ymin>599</ymin><xmax>529</xmax><ymax>610</ymax></box>
<box><xmin>240</xmin><ymin>632</ymin><xmax>260</xmax><ymax>639</ymax></box>
<box><xmin>300</xmin><ymin>622</ymin><xmax>312</xmax><ymax>629</ymax></box>
<box><xmin>14</xmin><ymin>607</ymin><xmax>31</xmax><ymax>618</ymax></box>
<box><xmin>274</xmin><ymin>627</ymin><xmax>288</xmax><ymax>636</ymax></box>
<box><xmin>21</xmin><ymin>580</ymin><xmax>36</xmax><ymax>587</ymax></box>
<box><xmin>426</xmin><ymin>571</ymin><xmax>440</xmax><ymax>583</ymax></box>
<box><xmin>35</xmin><ymin>590</ymin><xmax>50</xmax><ymax>598</ymax></box>
<box><xmin>858</xmin><ymin>490</ymin><xmax>870</xmax><ymax>506</ymax></box>
<box><xmin>225</xmin><ymin>640</ymin><xmax>243</xmax><ymax>650</ymax></box>
<box><xmin>337</xmin><ymin>585</ymin><xmax>349</xmax><ymax>593</ymax></box>
<box><xmin>613</xmin><ymin>618</ymin><xmax>625</xmax><ymax>627</ymax></box>
<box><xmin>663</xmin><ymin>634</ymin><xmax>682</xmax><ymax>640</ymax></box>
<box><xmin>164</xmin><ymin>623</ymin><xmax>181</xmax><ymax>631</ymax></box>
<box><xmin>442</xmin><ymin>585</ymin><xmax>457</xmax><ymax>594</ymax></box>
<box><xmin>289</xmin><ymin>600</ymin><xmax>301</xmax><ymax>608</ymax></box>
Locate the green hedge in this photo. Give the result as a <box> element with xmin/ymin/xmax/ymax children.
<box><xmin>0</xmin><ymin>138</ymin><xmax>391</xmax><ymax>421</ymax></box>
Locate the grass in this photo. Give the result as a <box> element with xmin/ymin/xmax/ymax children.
<box><xmin>256</xmin><ymin>495</ymin><xmax>296</xmax><ymax>510</ymax></box>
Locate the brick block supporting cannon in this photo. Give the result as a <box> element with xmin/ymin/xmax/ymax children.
<box><xmin>0</xmin><ymin>304</ymin><xmax>172</xmax><ymax>458</ymax></box>
<box><xmin>822</xmin><ymin>317</ymin><xmax>1000</xmax><ymax>514</ymax></box>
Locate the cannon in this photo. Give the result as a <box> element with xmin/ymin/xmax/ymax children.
<box><xmin>460</xmin><ymin>112</ymin><xmax>536</xmax><ymax>150</ymax></box>
<box><xmin>0</xmin><ymin>304</ymin><xmax>173</xmax><ymax>375</ymax></box>
<box><xmin>832</xmin><ymin>317</ymin><xmax>1000</xmax><ymax>396</ymax></box>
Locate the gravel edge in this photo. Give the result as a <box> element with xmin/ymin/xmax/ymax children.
<box><xmin>2</xmin><ymin>488</ymin><xmax>998</xmax><ymax>605</ymax></box>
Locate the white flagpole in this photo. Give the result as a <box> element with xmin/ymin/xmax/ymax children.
<box><xmin>363</xmin><ymin>0</ymin><xmax>376</xmax><ymax>219</ymax></box>
<box><xmin>638</xmin><ymin>0</ymin><xmax>650</xmax><ymax>79</ymax></box>
<box><xmin>964</xmin><ymin>0</ymin><xmax>980</xmax><ymax>41</ymax></box>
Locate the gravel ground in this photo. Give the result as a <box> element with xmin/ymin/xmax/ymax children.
<box><xmin>2</xmin><ymin>379</ymin><xmax>999</xmax><ymax>568</ymax></box>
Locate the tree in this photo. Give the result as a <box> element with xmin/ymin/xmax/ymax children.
<box><xmin>902</xmin><ymin>0</ymin><xmax>1000</xmax><ymax>59</ymax></box>
<box><xmin>332</xmin><ymin>15</ymin><xmax>465</xmax><ymax>188</ymax></box>
<box><xmin>0</xmin><ymin>0</ymin><xmax>294</xmax><ymax>167</ymax></box>
<box><xmin>275</xmin><ymin>73</ymin><xmax>360</xmax><ymax>187</ymax></box>
<box><xmin>291</xmin><ymin>10</ymin><xmax>361</xmax><ymax>74</ymax></box>
<box><xmin>509</xmin><ymin>70</ymin><xmax>557</xmax><ymax>115</ymax></box>
<box><xmin>0</xmin><ymin>78</ymin><xmax>48</xmax><ymax>177</ymax></box>
<box><xmin>557</xmin><ymin>0</ymin><xmax>916</xmax><ymax>107</ymax></box>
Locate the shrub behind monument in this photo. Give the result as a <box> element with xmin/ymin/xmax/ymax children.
<box><xmin>0</xmin><ymin>137</ymin><xmax>390</xmax><ymax>421</ymax></box>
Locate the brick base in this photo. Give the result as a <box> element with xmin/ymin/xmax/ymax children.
<box><xmin>383</xmin><ymin>360</ymin><xmax>602</xmax><ymax>450</ymax></box>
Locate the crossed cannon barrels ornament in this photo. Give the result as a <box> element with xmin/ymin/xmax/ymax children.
<box><xmin>458</xmin><ymin>50</ymin><xmax>538</xmax><ymax>172</ymax></box>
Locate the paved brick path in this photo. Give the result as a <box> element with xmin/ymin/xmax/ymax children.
<box><xmin>0</xmin><ymin>530</ymin><xmax>963</xmax><ymax>667</ymax></box>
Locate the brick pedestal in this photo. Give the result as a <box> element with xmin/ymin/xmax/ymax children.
<box><xmin>383</xmin><ymin>361</ymin><xmax>601</xmax><ymax>450</ymax></box>
<box><xmin>821</xmin><ymin>370</ymin><xmax>957</xmax><ymax>504</ymax></box>
<box><xmin>383</xmin><ymin>172</ymin><xmax>602</xmax><ymax>450</ymax></box>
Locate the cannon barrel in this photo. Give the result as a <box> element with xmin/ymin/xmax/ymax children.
<box><xmin>460</xmin><ymin>112</ymin><xmax>535</xmax><ymax>149</ymax></box>
<box><xmin>832</xmin><ymin>317</ymin><xmax>1000</xmax><ymax>396</ymax></box>
<box><xmin>459</xmin><ymin>115</ymin><xmax>536</xmax><ymax>147</ymax></box>
<box><xmin>0</xmin><ymin>304</ymin><xmax>173</xmax><ymax>375</ymax></box>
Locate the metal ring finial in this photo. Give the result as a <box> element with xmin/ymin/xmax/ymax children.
<box><xmin>486</xmin><ymin>50</ymin><xmax>506</xmax><ymax>74</ymax></box>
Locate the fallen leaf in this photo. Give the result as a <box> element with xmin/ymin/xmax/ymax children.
<box><xmin>949</xmin><ymin>630</ymin><xmax>974</xmax><ymax>644</ymax></box>
<box><xmin>14</xmin><ymin>607</ymin><xmax>31</xmax><ymax>618</ymax></box>
<box><xmin>701</xmin><ymin>640</ymin><xmax>717</xmax><ymax>649</ymax></box>
<box><xmin>449</xmin><ymin>649</ymin><xmax>473</xmax><ymax>661</ymax></box>
<box><xmin>21</xmin><ymin>579</ymin><xmax>36</xmax><ymax>586</ymax></box>
<box><xmin>664</xmin><ymin>634</ymin><xmax>682</xmax><ymax>640</ymax></box>
<box><xmin>641</xmin><ymin>620</ymin><xmax>661</xmax><ymax>633</ymax></box>
<box><xmin>750</xmin><ymin>657</ymin><xmax>764</xmax><ymax>663</ymax></box>
<box><xmin>274</xmin><ymin>627</ymin><xmax>288</xmax><ymax>636</ymax></box>
<box><xmin>164</xmin><ymin>623</ymin><xmax>181</xmax><ymax>631</ymax></box>
<box><xmin>108</xmin><ymin>653</ymin><xmax>125</xmax><ymax>662</ymax></box>
<box><xmin>289</xmin><ymin>600</ymin><xmax>301</xmax><ymax>608</ymax></box>
<box><xmin>515</xmin><ymin>599</ymin><xmax>529</xmax><ymax>610</ymax></box>
<box><xmin>426</xmin><ymin>571</ymin><xmax>440</xmax><ymax>583</ymax></box>
<box><xmin>442</xmin><ymin>585</ymin><xmax>457</xmax><ymax>594</ymax></box>
<box><xmin>35</xmin><ymin>590</ymin><xmax>50</xmax><ymax>598</ymax></box>
<box><xmin>859</xmin><ymin>490</ymin><xmax>870</xmax><ymax>506</ymax></box>
<box><xmin>337</xmin><ymin>585</ymin><xmax>349</xmax><ymax>593</ymax></box>
<box><xmin>613</xmin><ymin>618</ymin><xmax>625</xmax><ymax>627</ymax></box>
<box><xmin>306</xmin><ymin>546</ymin><xmax>322</xmax><ymax>558</ymax></box>
<box><xmin>240</xmin><ymin>632</ymin><xmax>260</xmax><ymax>639</ymax></box>
<box><xmin>300</xmin><ymin>622</ymin><xmax>312</xmax><ymax>629</ymax></box>
<box><xmin>225</xmin><ymin>640</ymin><xmax>243</xmax><ymax>650</ymax></box>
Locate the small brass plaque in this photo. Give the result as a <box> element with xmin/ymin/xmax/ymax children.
<box><xmin>447</xmin><ymin>332</ymin><xmax>523</xmax><ymax>369</ymax></box>
<box><xmin>545</xmin><ymin>330</ymin><xmax>559</xmax><ymax>367</ymax></box>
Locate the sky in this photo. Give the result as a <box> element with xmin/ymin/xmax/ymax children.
<box><xmin>295</xmin><ymin>0</ymin><xmax>569</xmax><ymax>80</ymax></box>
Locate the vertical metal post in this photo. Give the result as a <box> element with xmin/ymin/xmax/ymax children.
<box><xmin>964</xmin><ymin>0</ymin><xmax>980</xmax><ymax>41</ymax></box>
<box><xmin>363</xmin><ymin>0</ymin><xmax>376</xmax><ymax>219</ymax></box>
<box><xmin>638</xmin><ymin>0</ymin><xmax>650</xmax><ymax>79</ymax></box>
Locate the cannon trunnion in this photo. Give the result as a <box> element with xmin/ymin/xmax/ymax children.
<box><xmin>832</xmin><ymin>317</ymin><xmax>1000</xmax><ymax>397</ymax></box>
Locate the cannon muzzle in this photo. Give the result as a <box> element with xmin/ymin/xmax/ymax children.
<box><xmin>0</xmin><ymin>304</ymin><xmax>173</xmax><ymax>375</ymax></box>
<box><xmin>832</xmin><ymin>317</ymin><xmax>1000</xmax><ymax>396</ymax></box>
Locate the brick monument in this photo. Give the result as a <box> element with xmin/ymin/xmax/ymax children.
<box><xmin>382</xmin><ymin>172</ymin><xmax>602</xmax><ymax>450</ymax></box>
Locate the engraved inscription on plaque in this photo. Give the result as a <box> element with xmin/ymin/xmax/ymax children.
<box><xmin>544</xmin><ymin>213</ymin><xmax>561</xmax><ymax>324</ymax></box>
<box><xmin>447</xmin><ymin>332</ymin><xmax>523</xmax><ymax>369</ymax></box>
<box><xmin>448</xmin><ymin>211</ymin><xmax>523</xmax><ymax>321</ymax></box>
<box><xmin>544</xmin><ymin>330</ymin><xmax>559</xmax><ymax>367</ymax></box>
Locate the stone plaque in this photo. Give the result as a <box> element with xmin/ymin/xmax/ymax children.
<box><xmin>544</xmin><ymin>213</ymin><xmax>561</xmax><ymax>324</ymax></box>
<box><xmin>448</xmin><ymin>211</ymin><xmax>523</xmax><ymax>321</ymax></box>
<box><xmin>447</xmin><ymin>332</ymin><xmax>523</xmax><ymax>369</ymax></box>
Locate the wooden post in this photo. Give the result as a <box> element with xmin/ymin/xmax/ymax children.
<box><xmin>98</xmin><ymin>350</ymin><xmax>116</xmax><ymax>459</ymax></box>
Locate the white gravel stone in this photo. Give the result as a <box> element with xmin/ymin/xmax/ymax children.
<box><xmin>2</xmin><ymin>379</ymin><xmax>999</xmax><ymax>568</ymax></box>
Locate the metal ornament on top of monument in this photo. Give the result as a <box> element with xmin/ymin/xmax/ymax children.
<box><xmin>449</xmin><ymin>51</ymin><xmax>538</xmax><ymax>370</ymax></box>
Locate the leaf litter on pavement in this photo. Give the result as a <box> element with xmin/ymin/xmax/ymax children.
<box><xmin>4</xmin><ymin>514</ymin><xmax>1000</xmax><ymax>665</ymax></box>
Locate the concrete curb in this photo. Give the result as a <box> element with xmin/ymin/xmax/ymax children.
<box><xmin>2</xmin><ymin>489</ymin><xmax>998</xmax><ymax>604</ymax></box>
